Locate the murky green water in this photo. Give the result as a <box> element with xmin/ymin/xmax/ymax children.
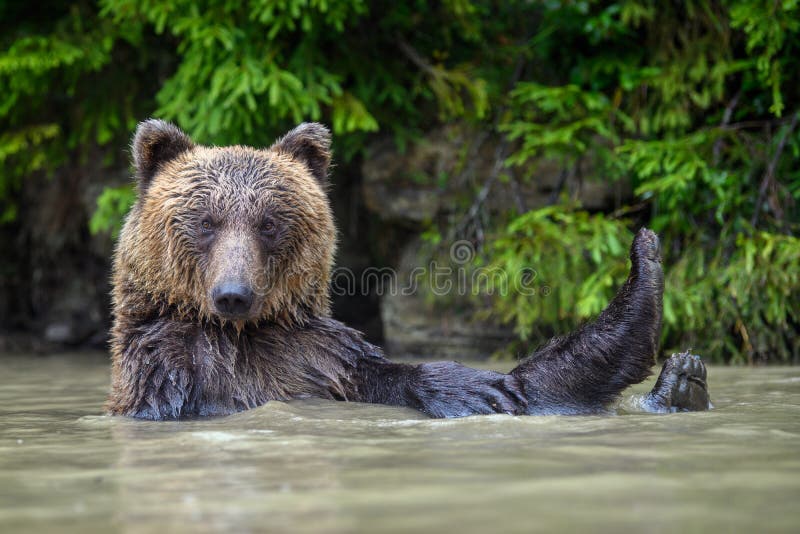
<box><xmin>1</xmin><ymin>353</ymin><xmax>798</xmax><ymax>533</ymax></box>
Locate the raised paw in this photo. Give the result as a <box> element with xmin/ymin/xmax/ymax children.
<box><xmin>644</xmin><ymin>351</ymin><xmax>711</xmax><ymax>413</ymax></box>
<box><xmin>631</xmin><ymin>228</ymin><xmax>662</xmax><ymax>264</ymax></box>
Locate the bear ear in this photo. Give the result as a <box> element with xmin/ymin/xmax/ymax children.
<box><xmin>132</xmin><ymin>119</ymin><xmax>195</xmax><ymax>193</ymax></box>
<box><xmin>270</xmin><ymin>123</ymin><xmax>332</xmax><ymax>184</ymax></box>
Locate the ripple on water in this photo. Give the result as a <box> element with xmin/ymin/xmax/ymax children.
<box><xmin>1</xmin><ymin>356</ymin><xmax>799</xmax><ymax>534</ymax></box>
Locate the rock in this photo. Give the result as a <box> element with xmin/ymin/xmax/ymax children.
<box><xmin>361</xmin><ymin>131</ymin><xmax>461</xmax><ymax>224</ymax></box>
<box><xmin>362</xmin><ymin>184</ymin><xmax>440</xmax><ymax>224</ymax></box>
<box><xmin>360</xmin><ymin>126</ymin><xmax>631</xmax><ymax>360</ymax></box>
<box><xmin>360</xmin><ymin>126</ymin><xmax>632</xmax><ymax>223</ymax></box>
<box><xmin>379</xmin><ymin>237</ymin><xmax>516</xmax><ymax>359</ymax></box>
<box><xmin>0</xmin><ymin>155</ymin><xmax>115</xmax><ymax>352</ymax></box>
<box><xmin>44</xmin><ymin>322</ymin><xmax>77</xmax><ymax>344</ymax></box>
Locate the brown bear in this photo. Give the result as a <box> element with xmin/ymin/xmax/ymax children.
<box><xmin>107</xmin><ymin>120</ymin><xmax>710</xmax><ymax>419</ymax></box>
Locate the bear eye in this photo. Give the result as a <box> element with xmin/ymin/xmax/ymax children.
<box><xmin>200</xmin><ymin>219</ymin><xmax>214</xmax><ymax>234</ymax></box>
<box><xmin>261</xmin><ymin>219</ymin><xmax>276</xmax><ymax>235</ymax></box>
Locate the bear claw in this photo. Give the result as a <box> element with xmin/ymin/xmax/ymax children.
<box><xmin>643</xmin><ymin>351</ymin><xmax>711</xmax><ymax>412</ymax></box>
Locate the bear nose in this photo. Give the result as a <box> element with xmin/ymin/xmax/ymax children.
<box><xmin>212</xmin><ymin>283</ymin><xmax>254</xmax><ymax>318</ymax></box>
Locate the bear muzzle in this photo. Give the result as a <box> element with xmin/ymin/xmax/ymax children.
<box><xmin>211</xmin><ymin>282</ymin><xmax>256</xmax><ymax>320</ymax></box>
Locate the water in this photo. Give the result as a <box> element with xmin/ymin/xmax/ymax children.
<box><xmin>1</xmin><ymin>353</ymin><xmax>798</xmax><ymax>533</ymax></box>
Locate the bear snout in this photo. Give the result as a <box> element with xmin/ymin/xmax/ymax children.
<box><xmin>212</xmin><ymin>282</ymin><xmax>255</xmax><ymax>319</ymax></box>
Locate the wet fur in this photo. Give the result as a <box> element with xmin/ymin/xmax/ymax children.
<box><xmin>108</xmin><ymin>120</ymin><xmax>689</xmax><ymax>419</ymax></box>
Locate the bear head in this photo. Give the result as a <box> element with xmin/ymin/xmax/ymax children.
<box><xmin>115</xmin><ymin>119</ymin><xmax>336</xmax><ymax>327</ymax></box>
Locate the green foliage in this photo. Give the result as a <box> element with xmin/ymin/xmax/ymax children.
<box><xmin>89</xmin><ymin>184</ymin><xmax>136</xmax><ymax>238</ymax></box>
<box><xmin>503</xmin><ymin>84</ymin><xmax>620</xmax><ymax>164</ymax></box>
<box><xmin>730</xmin><ymin>0</ymin><xmax>799</xmax><ymax>116</ymax></box>
<box><xmin>2</xmin><ymin>1</ymin><xmax>798</xmax><ymax>361</ymax></box>
<box><xmin>0</xmin><ymin>124</ymin><xmax>60</xmax><ymax>222</ymax></box>
<box><xmin>2</xmin><ymin>0</ymin><xmax>498</xmax><ymax>225</ymax></box>
<box><xmin>480</xmin><ymin>206</ymin><xmax>631</xmax><ymax>341</ymax></box>
<box><xmin>0</xmin><ymin>2</ymin><xmax>150</xmax><ymax>225</ymax></box>
<box><xmin>665</xmin><ymin>231</ymin><xmax>800</xmax><ymax>363</ymax></box>
<box><xmin>489</xmin><ymin>0</ymin><xmax>800</xmax><ymax>363</ymax></box>
<box><xmin>98</xmin><ymin>0</ymin><xmax>493</xmax><ymax>145</ymax></box>
<box><xmin>100</xmin><ymin>0</ymin><xmax>374</xmax><ymax>142</ymax></box>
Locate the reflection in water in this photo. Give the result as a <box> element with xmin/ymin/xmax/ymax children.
<box><xmin>1</xmin><ymin>353</ymin><xmax>799</xmax><ymax>533</ymax></box>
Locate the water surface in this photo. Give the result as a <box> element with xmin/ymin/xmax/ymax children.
<box><xmin>1</xmin><ymin>353</ymin><xmax>798</xmax><ymax>533</ymax></box>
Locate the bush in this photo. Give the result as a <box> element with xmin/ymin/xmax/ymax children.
<box><xmin>1</xmin><ymin>1</ymin><xmax>797</xmax><ymax>362</ymax></box>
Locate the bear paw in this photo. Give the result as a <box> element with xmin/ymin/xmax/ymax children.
<box><xmin>631</xmin><ymin>228</ymin><xmax>662</xmax><ymax>264</ymax></box>
<box><xmin>410</xmin><ymin>362</ymin><xmax>528</xmax><ymax>417</ymax></box>
<box><xmin>643</xmin><ymin>351</ymin><xmax>711</xmax><ymax>412</ymax></box>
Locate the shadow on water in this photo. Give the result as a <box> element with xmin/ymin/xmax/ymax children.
<box><xmin>1</xmin><ymin>353</ymin><xmax>799</xmax><ymax>533</ymax></box>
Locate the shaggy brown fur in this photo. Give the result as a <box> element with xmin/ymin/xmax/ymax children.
<box><xmin>107</xmin><ymin>120</ymin><xmax>710</xmax><ymax>419</ymax></box>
